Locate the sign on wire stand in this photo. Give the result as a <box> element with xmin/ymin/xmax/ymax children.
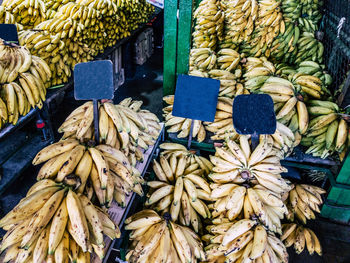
<box><xmin>233</xmin><ymin>94</ymin><xmax>276</xmax><ymax>149</ymax></box>
<box><xmin>172</xmin><ymin>74</ymin><xmax>220</xmax><ymax>148</ymax></box>
<box><xmin>0</xmin><ymin>24</ymin><xmax>18</xmax><ymax>44</ymax></box>
<box><xmin>74</xmin><ymin>60</ymin><xmax>114</xmax><ymax>143</ymax></box>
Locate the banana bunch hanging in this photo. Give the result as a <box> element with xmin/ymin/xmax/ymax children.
<box><xmin>0</xmin><ymin>40</ymin><xmax>51</xmax><ymax>129</ymax></box>
<box><xmin>2</xmin><ymin>0</ymin><xmax>47</xmax><ymax>29</ymax></box>
<box><xmin>58</xmin><ymin>98</ymin><xmax>161</xmax><ymax>166</ymax></box>
<box><xmin>220</xmin><ymin>0</ymin><xmax>258</xmax><ymax>48</ymax></box>
<box><xmin>282</xmin><ymin>223</ymin><xmax>322</xmax><ymax>256</ymax></box>
<box><xmin>163</xmin><ymin>95</ymin><xmax>207</xmax><ymax>143</ymax></box>
<box><xmin>32</xmin><ymin>139</ymin><xmax>145</xmax><ymax>208</ymax></box>
<box><xmin>302</xmin><ymin>100</ymin><xmax>349</xmax><ymax>160</ymax></box>
<box><xmin>192</xmin><ymin>0</ymin><xmax>224</xmax><ymax>50</ymax></box>
<box><xmin>204</xmin><ymin>219</ymin><xmax>288</xmax><ymax>262</ymax></box>
<box><xmin>0</xmin><ymin>183</ymin><xmax>120</xmax><ymax>262</ymax></box>
<box><xmin>287</xmin><ymin>184</ymin><xmax>326</xmax><ymax>224</ymax></box>
<box><xmin>125</xmin><ymin>209</ymin><xmax>206</xmax><ymax>263</ymax></box>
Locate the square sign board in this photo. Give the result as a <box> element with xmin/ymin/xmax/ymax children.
<box><xmin>74</xmin><ymin>60</ymin><xmax>114</xmax><ymax>100</ymax></box>
<box><xmin>0</xmin><ymin>24</ymin><xmax>18</xmax><ymax>44</ymax></box>
<box><xmin>233</xmin><ymin>94</ymin><xmax>276</xmax><ymax>135</ymax></box>
<box><xmin>172</xmin><ymin>74</ymin><xmax>220</xmax><ymax>122</ymax></box>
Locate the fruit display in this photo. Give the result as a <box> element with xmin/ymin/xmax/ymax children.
<box><xmin>124</xmin><ymin>209</ymin><xmax>206</xmax><ymax>263</ymax></box>
<box><xmin>192</xmin><ymin>0</ymin><xmax>224</xmax><ymax>50</ymax></box>
<box><xmin>0</xmin><ymin>182</ymin><xmax>120</xmax><ymax>261</ymax></box>
<box><xmin>0</xmin><ymin>39</ymin><xmax>51</xmax><ymax>129</ymax></box>
<box><xmin>2</xmin><ymin>0</ymin><xmax>47</xmax><ymax>29</ymax></box>
<box><xmin>163</xmin><ymin>95</ymin><xmax>207</xmax><ymax>142</ymax></box>
<box><xmin>58</xmin><ymin>98</ymin><xmax>162</xmax><ymax>165</ymax></box>
<box><xmin>204</xmin><ymin>219</ymin><xmax>288</xmax><ymax>262</ymax></box>
<box><xmin>287</xmin><ymin>184</ymin><xmax>326</xmax><ymax>224</ymax></box>
<box><xmin>302</xmin><ymin>100</ymin><xmax>349</xmax><ymax>159</ymax></box>
<box><xmin>282</xmin><ymin>223</ymin><xmax>322</xmax><ymax>256</ymax></box>
<box><xmin>14</xmin><ymin>0</ymin><xmax>154</xmax><ymax>86</ymax></box>
<box><xmin>146</xmin><ymin>143</ymin><xmax>213</xmax><ymax>232</ymax></box>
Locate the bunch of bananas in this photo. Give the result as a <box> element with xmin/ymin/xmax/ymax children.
<box><xmin>243</xmin><ymin>57</ymin><xmax>276</xmax><ymax>80</ymax></box>
<box><xmin>296</xmin><ymin>61</ymin><xmax>332</xmax><ymax>90</ymax></box>
<box><xmin>204</xmin><ymin>219</ymin><xmax>288</xmax><ymax>262</ymax></box>
<box><xmin>58</xmin><ymin>98</ymin><xmax>161</xmax><ymax>165</ymax></box>
<box><xmin>44</xmin><ymin>0</ymin><xmax>71</xmax><ymax>11</ymax></box>
<box><xmin>0</xmin><ymin>40</ymin><xmax>51</xmax><ymax>129</ymax></box>
<box><xmin>216</xmin><ymin>48</ymin><xmax>241</xmax><ymax>72</ymax></box>
<box><xmin>32</xmin><ymin>139</ymin><xmax>144</xmax><ymax>208</ymax></box>
<box><xmin>209</xmin><ymin>70</ymin><xmax>246</xmax><ymax>98</ymax></box>
<box><xmin>146</xmin><ymin>143</ymin><xmax>213</xmax><ymax>232</ymax></box>
<box><xmin>2</xmin><ymin>0</ymin><xmax>47</xmax><ymax>29</ymax></box>
<box><xmin>0</xmin><ymin>182</ymin><xmax>120</xmax><ymax>262</ymax></box>
<box><xmin>163</xmin><ymin>95</ymin><xmax>207</xmax><ymax>143</ymax></box>
<box><xmin>0</xmin><ymin>6</ymin><xmax>24</xmax><ymax>30</ymax></box>
<box><xmin>209</xmin><ymin>136</ymin><xmax>292</xmax><ymax>195</ymax></box>
<box><xmin>290</xmin><ymin>72</ymin><xmax>327</xmax><ymax>100</ymax></box>
<box><xmin>210</xmin><ymin>183</ymin><xmax>289</xmax><ymax>233</ymax></box>
<box><xmin>270</xmin><ymin>23</ymin><xmax>300</xmax><ymax>64</ymax></box>
<box><xmin>287</xmin><ymin>184</ymin><xmax>326</xmax><ymax>224</ymax></box>
<box><xmin>125</xmin><ymin>209</ymin><xmax>206</xmax><ymax>263</ymax></box>
<box><xmin>298</xmin><ymin>17</ymin><xmax>319</xmax><ymax>33</ymax></box>
<box><xmin>295</xmin><ymin>32</ymin><xmax>324</xmax><ymax>64</ymax></box>
<box><xmin>220</xmin><ymin>0</ymin><xmax>257</xmax><ymax>48</ymax></box>
<box><xmin>281</xmin><ymin>223</ymin><xmax>322</xmax><ymax>256</ymax></box>
<box><xmin>189</xmin><ymin>48</ymin><xmax>217</xmax><ymax>72</ymax></box>
<box><xmin>282</xmin><ymin>0</ymin><xmax>301</xmax><ymax>21</ymax></box>
<box><xmin>301</xmin><ymin>100</ymin><xmax>349</xmax><ymax>159</ymax></box>
<box><xmin>192</xmin><ymin>0</ymin><xmax>224</xmax><ymax>50</ymax></box>
<box><xmin>300</xmin><ymin>0</ymin><xmax>322</xmax><ymax>25</ymax></box>
<box><xmin>243</xmin><ymin>66</ymin><xmax>310</xmax><ymax>136</ymax></box>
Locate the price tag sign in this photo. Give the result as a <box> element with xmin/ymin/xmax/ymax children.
<box><xmin>74</xmin><ymin>60</ymin><xmax>114</xmax><ymax>100</ymax></box>
<box><xmin>0</xmin><ymin>24</ymin><xmax>18</xmax><ymax>44</ymax></box>
<box><xmin>147</xmin><ymin>0</ymin><xmax>164</xmax><ymax>9</ymax></box>
<box><xmin>172</xmin><ymin>74</ymin><xmax>220</xmax><ymax>122</ymax></box>
<box><xmin>233</xmin><ymin>94</ymin><xmax>276</xmax><ymax>135</ymax></box>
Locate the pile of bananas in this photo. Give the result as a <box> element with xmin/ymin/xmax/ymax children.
<box><xmin>298</xmin><ymin>17</ymin><xmax>319</xmax><ymax>33</ymax></box>
<box><xmin>302</xmin><ymin>100</ymin><xmax>349</xmax><ymax>159</ymax></box>
<box><xmin>287</xmin><ymin>184</ymin><xmax>326</xmax><ymax>224</ymax></box>
<box><xmin>300</xmin><ymin>0</ymin><xmax>322</xmax><ymax>25</ymax></box>
<box><xmin>0</xmin><ymin>182</ymin><xmax>120</xmax><ymax>262</ymax></box>
<box><xmin>282</xmin><ymin>0</ymin><xmax>301</xmax><ymax>21</ymax></box>
<box><xmin>0</xmin><ymin>6</ymin><xmax>24</xmax><ymax>30</ymax></box>
<box><xmin>204</xmin><ymin>219</ymin><xmax>288</xmax><ymax>262</ymax></box>
<box><xmin>0</xmin><ymin>40</ymin><xmax>51</xmax><ymax>129</ymax></box>
<box><xmin>163</xmin><ymin>95</ymin><xmax>207</xmax><ymax>143</ymax></box>
<box><xmin>58</xmin><ymin>98</ymin><xmax>161</xmax><ymax>165</ymax></box>
<box><xmin>189</xmin><ymin>48</ymin><xmax>217</xmax><ymax>72</ymax></box>
<box><xmin>192</xmin><ymin>0</ymin><xmax>224</xmax><ymax>50</ymax></box>
<box><xmin>14</xmin><ymin>0</ymin><xmax>154</xmax><ymax>86</ymax></box>
<box><xmin>125</xmin><ymin>209</ymin><xmax>206</xmax><ymax>263</ymax></box>
<box><xmin>295</xmin><ymin>32</ymin><xmax>324</xmax><ymax>64</ymax></box>
<box><xmin>146</xmin><ymin>143</ymin><xmax>212</xmax><ymax>232</ymax></box>
<box><xmin>220</xmin><ymin>0</ymin><xmax>257</xmax><ymax>48</ymax></box>
<box><xmin>282</xmin><ymin>223</ymin><xmax>322</xmax><ymax>256</ymax></box>
<box><xmin>2</xmin><ymin>0</ymin><xmax>47</xmax><ymax>29</ymax></box>
<box><xmin>296</xmin><ymin>61</ymin><xmax>332</xmax><ymax>89</ymax></box>
<box><xmin>32</xmin><ymin>139</ymin><xmax>144</xmax><ymax>208</ymax></box>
